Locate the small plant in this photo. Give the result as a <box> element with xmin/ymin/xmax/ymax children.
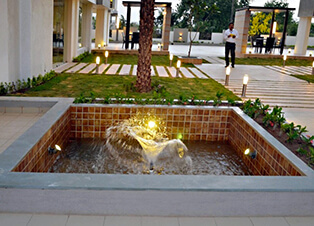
<box><xmin>213</xmin><ymin>91</ymin><xmax>223</xmax><ymax>107</ymax></box>
<box><xmin>32</xmin><ymin>77</ymin><xmax>37</xmax><ymax>88</ymax></box>
<box><xmin>0</xmin><ymin>82</ymin><xmax>8</xmax><ymax>95</ymax></box>
<box><xmin>74</xmin><ymin>92</ymin><xmax>87</xmax><ymax>104</ymax></box>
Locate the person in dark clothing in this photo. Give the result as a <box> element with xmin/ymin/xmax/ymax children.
<box><xmin>224</xmin><ymin>22</ymin><xmax>239</xmax><ymax>68</ymax></box>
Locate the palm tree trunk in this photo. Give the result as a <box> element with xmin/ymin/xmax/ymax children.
<box><xmin>136</xmin><ymin>0</ymin><xmax>154</xmax><ymax>93</ymax></box>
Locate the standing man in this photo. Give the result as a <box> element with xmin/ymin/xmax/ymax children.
<box><xmin>224</xmin><ymin>22</ymin><xmax>238</xmax><ymax>68</ymax></box>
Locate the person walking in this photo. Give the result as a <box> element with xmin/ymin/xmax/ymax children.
<box><xmin>224</xmin><ymin>22</ymin><xmax>238</xmax><ymax>68</ymax></box>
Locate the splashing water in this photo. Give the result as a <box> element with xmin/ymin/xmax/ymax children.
<box><xmin>105</xmin><ymin>111</ymin><xmax>192</xmax><ymax>173</ymax></box>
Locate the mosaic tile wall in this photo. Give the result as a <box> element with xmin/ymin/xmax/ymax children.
<box><xmin>228</xmin><ymin>111</ymin><xmax>303</xmax><ymax>176</ymax></box>
<box><xmin>69</xmin><ymin>106</ymin><xmax>230</xmax><ymax>141</ymax></box>
<box><xmin>13</xmin><ymin>105</ymin><xmax>304</xmax><ymax>176</ymax></box>
<box><xmin>13</xmin><ymin>109</ymin><xmax>71</xmax><ymax>172</ymax></box>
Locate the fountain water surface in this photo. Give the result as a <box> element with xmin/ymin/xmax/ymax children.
<box><xmin>105</xmin><ymin>112</ymin><xmax>192</xmax><ymax>174</ymax></box>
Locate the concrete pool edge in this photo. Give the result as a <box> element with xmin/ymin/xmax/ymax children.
<box><xmin>0</xmin><ymin>97</ymin><xmax>314</xmax><ymax>216</ymax></box>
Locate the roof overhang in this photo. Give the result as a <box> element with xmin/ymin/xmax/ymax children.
<box><xmin>236</xmin><ymin>6</ymin><xmax>295</xmax><ymax>13</ymax></box>
<box><xmin>122</xmin><ymin>1</ymin><xmax>171</xmax><ymax>8</ymax></box>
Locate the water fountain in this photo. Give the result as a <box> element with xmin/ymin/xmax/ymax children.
<box><xmin>104</xmin><ymin>111</ymin><xmax>192</xmax><ymax>174</ymax></box>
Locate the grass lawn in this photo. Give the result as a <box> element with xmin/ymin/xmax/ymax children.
<box><xmin>290</xmin><ymin>74</ymin><xmax>314</xmax><ymax>83</ymax></box>
<box><xmin>219</xmin><ymin>57</ymin><xmax>313</xmax><ymax>67</ymax></box>
<box><xmin>11</xmin><ymin>73</ymin><xmax>240</xmax><ymax>101</ymax></box>
<box><xmin>78</xmin><ymin>53</ymin><xmax>209</xmax><ymax>67</ymax></box>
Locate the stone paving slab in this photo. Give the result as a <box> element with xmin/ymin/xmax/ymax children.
<box><xmin>54</xmin><ymin>63</ymin><xmax>77</xmax><ymax>73</ymax></box>
<box><xmin>91</xmin><ymin>64</ymin><xmax>109</xmax><ymax>74</ymax></box>
<box><xmin>132</xmin><ymin>65</ymin><xmax>137</xmax><ymax>76</ymax></box>
<box><xmin>180</xmin><ymin>67</ymin><xmax>195</xmax><ymax>78</ymax></box>
<box><xmin>167</xmin><ymin>66</ymin><xmax>178</xmax><ymax>77</ymax></box>
<box><xmin>197</xmin><ymin>64</ymin><xmax>301</xmax><ymax>82</ymax></box>
<box><xmin>119</xmin><ymin>65</ymin><xmax>131</xmax><ymax>75</ymax></box>
<box><xmin>189</xmin><ymin>67</ymin><xmax>208</xmax><ymax>79</ymax></box>
<box><xmin>65</xmin><ymin>63</ymin><xmax>87</xmax><ymax>73</ymax></box>
<box><xmin>156</xmin><ymin>66</ymin><xmax>169</xmax><ymax>77</ymax></box>
<box><xmin>1</xmin><ymin>214</ymin><xmax>313</xmax><ymax>226</ymax></box>
<box><xmin>106</xmin><ymin>64</ymin><xmax>120</xmax><ymax>74</ymax></box>
<box><xmin>80</xmin><ymin>63</ymin><xmax>96</xmax><ymax>74</ymax></box>
<box><xmin>151</xmin><ymin>66</ymin><xmax>156</xmax><ymax>76</ymax></box>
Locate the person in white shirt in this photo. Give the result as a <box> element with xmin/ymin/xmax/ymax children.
<box><xmin>224</xmin><ymin>22</ymin><xmax>238</xmax><ymax>68</ymax></box>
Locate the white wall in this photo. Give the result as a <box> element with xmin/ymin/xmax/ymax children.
<box><xmin>286</xmin><ymin>36</ymin><xmax>314</xmax><ymax>46</ymax></box>
<box><xmin>31</xmin><ymin>0</ymin><xmax>53</xmax><ymax>78</ymax></box>
<box><xmin>0</xmin><ymin>0</ymin><xmax>52</xmax><ymax>83</ymax></box>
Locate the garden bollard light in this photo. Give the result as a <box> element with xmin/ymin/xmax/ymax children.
<box><xmin>241</xmin><ymin>74</ymin><xmax>249</xmax><ymax>97</ymax></box>
<box><xmin>96</xmin><ymin>56</ymin><xmax>100</xmax><ymax>74</ymax></box>
<box><xmin>283</xmin><ymin>54</ymin><xmax>287</xmax><ymax>68</ymax></box>
<box><xmin>98</xmin><ymin>44</ymin><xmax>101</xmax><ymax>49</ymax></box>
<box><xmin>176</xmin><ymin>60</ymin><xmax>181</xmax><ymax>78</ymax></box>
<box><xmin>312</xmin><ymin>61</ymin><xmax>314</xmax><ymax>75</ymax></box>
<box><xmin>105</xmin><ymin>51</ymin><xmax>109</xmax><ymax>65</ymax></box>
<box><xmin>225</xmin><ymin>66</ymin><xmax>231</xmax><ymax>86</ymax></box>
<box><xmin>169</xmin><ymin>54</ymin><xmax>173</xmax><ymax>67</ymax></box>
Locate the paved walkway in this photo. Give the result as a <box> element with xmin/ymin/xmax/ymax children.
<box><xmin>1</xmin><ymin>213</ymin><xmax>314</xmax><ymax>226</ymax></box>
<box><xmin>53</xmin><ymin>62</ymin><xmax>209</xmax><ymax>79</ymax></box>
<box><xmin>196</xmin><ymin>63</ymin><xmax>314</xmax><ymax>135</ymax></box>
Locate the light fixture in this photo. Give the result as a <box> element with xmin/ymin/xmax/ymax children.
<box><xmin>96</xmin><ymin>56</ymin><xmax>100</xmax><ymax>74</ymax></box>
<box><xmin>312</xmin><ymin>61</ymin><xmax>314</xmax><ymax>75</ymax></box>
<box><xmin>309</xmin><ymin>51</ymin><xmax>313</xmax><ymax>57</ymax></box>
<box><xmin>48</xmin><ymin>144</ymin><xmax>62</xmax><ymax>155</ymax></box>
<box><xmin>148</xmin><ymin>120</ymin><xmax>156</xmax><ymax>129</ymax></box>
<box><xmin>157</xmin><ymin>43</ymin><xmax>161</xmax><ymax>50</ymax></box>
<box><xmin>288</xmin><ymin>48</ymin><xmax>292</xmax><ymax>54</ymax></box>
<box><xmin>116</xmin><ymin>17</ymin><xmax>120</xmax><ymax>29</ymax></box>
<box><xmin>225</xmin><ymin>66</ymin><xmax>231</xmax><ymax>86</ymax></box>
<box><xmin>176</xmin><ymin>60</ymin><xmax>181</xmax><ymax>77</ymax></box>
<box><xmin>283</xmin><ymin>54</ymin><xmax>287</xmax><ymax>67</ymax></box>
<box><xmin>79</xmin><ymin>43</ymin><xmax>82</xmax><ymax>48</ymax></box>
<box><xmin>244</xmin><ymin>148</ymin><xmax>257</xmax><ymax>159</ymax></box>
<box><xmin>169</xmin><ymin>53</ymin><xmax>173</xmax><ymax>67</ymax></box>
<box><xmin>105</xmin><ymin>51</ymin><xmax>109</xmax><ymax>65</ymax></box>
<box><xmin>272</xmin><ymin>21</ymin><xmax>277</xmax><ymax>35</ymax></box>
<box><xmin>248</xmin><ymin>48</ymin><xmax>252</xmax><ymax>54</ymax></box>
<box><xmin>241</xmin><ymin>74</ymin><xmax>249</xmax><ymax>97</ymax></box>
<box><xmin>98</xmin><ymin>44</ymin><xmax>101</xmax><ymax>49</ymax></box>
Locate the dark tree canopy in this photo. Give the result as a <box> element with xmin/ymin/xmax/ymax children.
<box><xmin>173</xmin><ymin>0</ymin><xmax>251</xmax><ymax>33</ymax></box>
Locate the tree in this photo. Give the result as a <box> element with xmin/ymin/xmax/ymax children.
<box><xmin>264</xmin><ymin>0</ymin><xmax>294</xmax><ymax>32</ymax></box>
<box><xmin>136</xmin><ymin>0</ymin><xmax>154</xmax><ymax>93</ymax></box>
<box><xmin>249</xmin><ymin>12</ymin><xmax>272</xmax><ymax>37</ymax></box>
<box><xmin>174</xmin><ymin>0</ymin><xmax>252</xmax><ymax>35</ymax></box>
<box><xmin>176</xmin><ymin>0</ymin><xmax>218</xmax><ymax>57</ymax></box>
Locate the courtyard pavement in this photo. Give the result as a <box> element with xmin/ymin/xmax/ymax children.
<box><xmin>1</xmin><ymin>45</ymin><xmax>314</xmax><ymax>224</ymax></box>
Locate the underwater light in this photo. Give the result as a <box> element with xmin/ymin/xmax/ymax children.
<box><xmin>148</xmin><ymin>120</ymin><xmax>156</xmax><ymax>129</ymax></box>
<box><xmin>244</xmin><ymin>148</ymin><xmax>257</xmax><ymax>159</ymax></box>
<box><xmin>48</xmin><ymin>144</ymin><xmax>61</xmax><ymax>155</ymax></box>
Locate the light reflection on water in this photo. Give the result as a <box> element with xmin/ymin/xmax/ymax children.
<box><xmin>49</xmin><ymin>139</ymin><xmax>251</xmax><ymax>176</ymax></box>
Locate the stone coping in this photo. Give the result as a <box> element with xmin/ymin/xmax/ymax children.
<box><xmin>0</xmin><ymin>98</ymin><xmax>313</xmax><ymax>193</ymax></box>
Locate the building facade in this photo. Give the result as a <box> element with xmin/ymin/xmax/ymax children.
<box><xmin>0</xmin><ymin>0</ymin><xmax>117</xmax><ymax>83</ymax></box>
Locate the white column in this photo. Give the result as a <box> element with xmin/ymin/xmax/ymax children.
<box><xmin>294</xmin><ymin>17</ymin><xmax>312</xmax><ymax>56</ymax></box>
<box><xmin>19</xmin><ymin>0</ymin><xmax>32</xmax><ymax>80</ymax></box>
<box><xmin>162</xmin><ymin>6</ymin><xmax>171</xmax><ymax>51</ymax></box>
<box><xmin>0</xmin><ymin>0</ymin><xmax>10</xmax><ymax>82</ymax></box>
<box><xmin>234</xmin><ymin>10</ymin><xmax>250</xmax><ymax>57</ymax></box>
<box><xmin>95</xmin><ymin>8</ymin><xmax>110</xmax><ymax>47</ymax></box>
<box><xmin>105</xmin><ymin>9</ymin><xmax>110</xmax><ymax>46</ymax></box>
<box><xmin>31</xmin><ymin>0</ymin><xmax>53</xmax><ymax>77</ymax></box>
<box><xmin>81</xmin><ymin>3</ymin><xmax>93</xmax><ymax>52</ymax></box>
<box><xmin>64</xmin><ymin>0</ymin><xmax>79</xmax><ymax>62</ymax></box>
